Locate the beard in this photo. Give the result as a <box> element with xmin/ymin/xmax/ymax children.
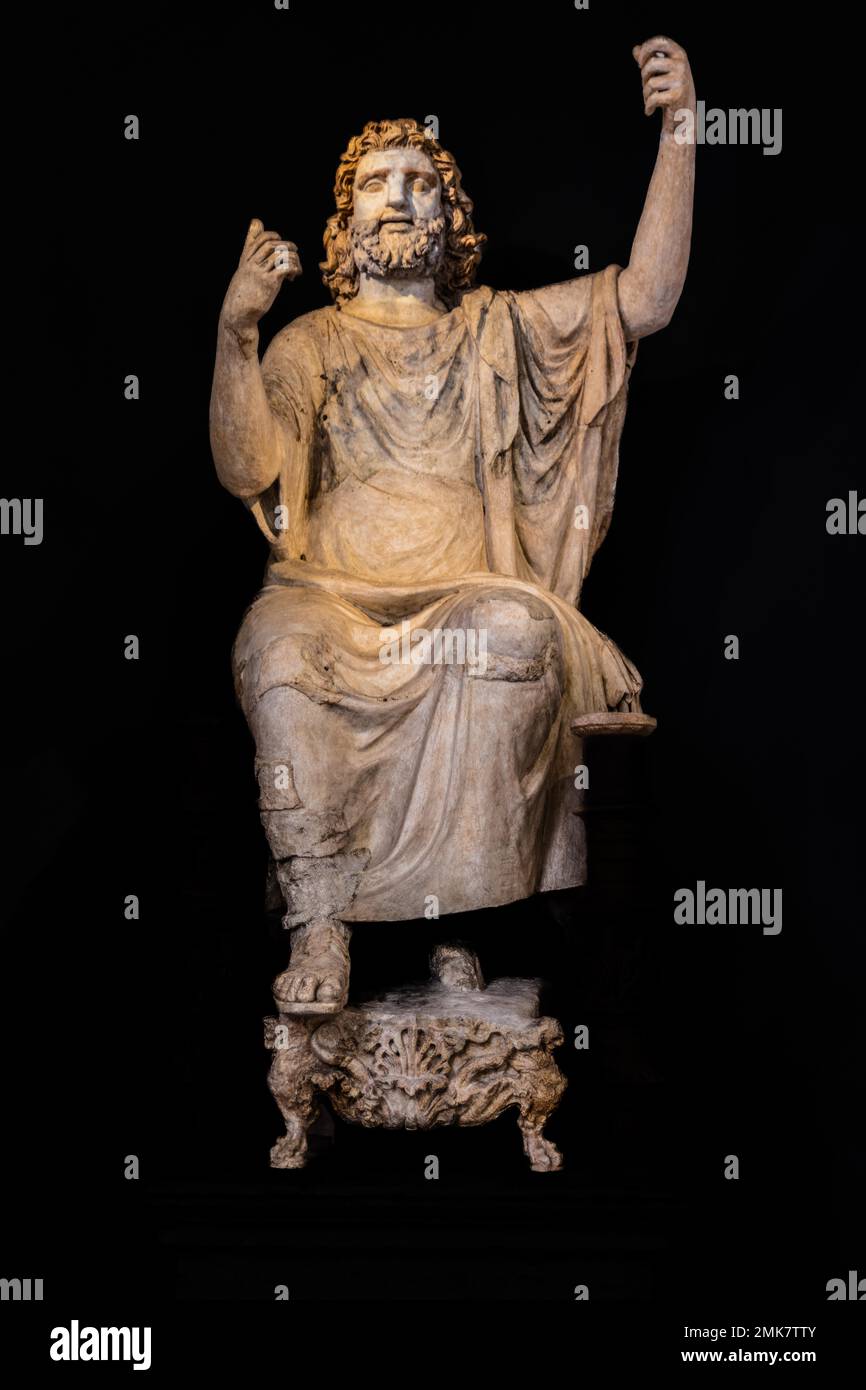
<box><xmin>350</xmin><ymin>213</ymin><xmax>447</xmax><ymax>282</ymax></box>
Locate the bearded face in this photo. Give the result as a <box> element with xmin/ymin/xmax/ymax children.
<box><xmin>349</xmin><ymin>212</ymin><xmax>447</xmax><ymax>281</ymax></box>
<box><xmin>322</xmin><ymin>127</ymin><xmax>487</xmax><ymax>306</ymax></box>
<box><xmin>347</xmin><ymin>146</ymin><xmax>447</xmax><ymax>287</ymax></box>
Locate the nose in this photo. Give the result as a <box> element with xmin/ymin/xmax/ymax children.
<box><xmin>385</xmin><ymin>173</ymin><xmax>409</xmax><ymax>210</ymax></box>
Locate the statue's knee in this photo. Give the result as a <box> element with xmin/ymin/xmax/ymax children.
<box><xmin>457</xmin><ymin>591</ymin><xmax>554</xmax><ymax>656</ymax></box>
<box><xmin>457</xmin><ymin>591</ymin><xmax>561</xmax><ymax>673</ymax></box>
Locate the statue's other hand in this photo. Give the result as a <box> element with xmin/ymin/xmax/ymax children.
<box><xmin>632</xmin><ymin>36</ymin><xmax>694</xmax><ymax>119</ymax></box>
<box><xmin>220</xmin><ymin>218</ymin><xmax>302</xmax><ymax>331</ymax></box>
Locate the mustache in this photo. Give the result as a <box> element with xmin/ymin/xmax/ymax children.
<box><xmin>353</xmin><ymin>213</ymin><xmax>446</xmax><ymax>234</ymax></box>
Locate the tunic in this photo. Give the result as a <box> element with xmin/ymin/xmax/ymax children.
<box><xmin>231</xmin><ymin>264</ymin><xmax>644</xmax><ymax>922</ymax></box>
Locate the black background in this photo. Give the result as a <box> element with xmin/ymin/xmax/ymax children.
<box><xmin>1</xmin><ymin>0</ymin><xmax>863</xmax><ymax>1341</ymax></box>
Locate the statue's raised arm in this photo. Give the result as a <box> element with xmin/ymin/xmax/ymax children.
<box><xmin>209</xmin><ymin>219</ymin><xmax>302</xmax><ymax>499</ymax></box>
<box><xmin>617</xmin><ymin>36</ymin><xmax>696</xmax><ymax>340</ymax></box>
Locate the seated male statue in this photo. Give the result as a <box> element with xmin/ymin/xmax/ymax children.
<box><xmin>209</xmin><ymin>37</ymin><xmax>696</xmax><ymax>1014</ymax></box>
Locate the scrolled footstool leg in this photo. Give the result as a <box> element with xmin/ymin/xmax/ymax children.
<box><xmin>518</xmin><ymin>1113</ymin><xmax>564</xmax><ymax>1173</ymax></box>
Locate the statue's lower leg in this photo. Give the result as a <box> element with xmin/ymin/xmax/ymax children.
<box><xmin>270</xmin><ymin>844</ymin><xmax>368</xmax><ymax>1015</ymax></box>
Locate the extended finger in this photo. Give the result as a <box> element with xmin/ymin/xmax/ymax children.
<box><xmin>243</xmin><ymin>217</ymin><xmax>264</xmax><ymax>248</ymax></box>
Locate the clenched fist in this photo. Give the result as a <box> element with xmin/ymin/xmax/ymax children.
<box><xmin>632</xmin><ymin>37</ymin><xmax>694</xmax><ymax>122</ymax></box>
<box><xmin>220</xmin><ymin>218</ymin><xmax>302</xmax><ymax>333</ymax></box>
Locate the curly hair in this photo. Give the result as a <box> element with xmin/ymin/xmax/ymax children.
<box><xmin>320</xmin><ymin>118</ymin><xmax>486</xmax><ymax>308</ymax></box>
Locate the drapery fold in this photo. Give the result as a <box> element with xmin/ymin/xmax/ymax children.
<box><xmin>231</xmin><ymin>269</ymin><xmax>644</xmax><ymax>920</ymax></box>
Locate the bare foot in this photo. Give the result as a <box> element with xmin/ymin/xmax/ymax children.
<box><xmin>430</xmin><ymin>943</ymin><xmax>484</xmax><ymax>991</ymax></box>
<box><xmin>273</xmin><ymin>917</ymin><xmax>351</xmax><ymax>1015</ymax></box>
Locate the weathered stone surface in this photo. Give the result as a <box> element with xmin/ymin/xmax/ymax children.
<box><xmin>265</xmin><ymin>947</ymin><xmax>567</xmax><ymax>1172</ymax></box>
<box><xmin>211</xmin><ymin>40</ymin><xmax>692</xmax><ymax>1028</ymax></box>
<box><xmin>571</xmin><ymin>712</ymin><xmax>658</xmax><ymax>738</ymax></box>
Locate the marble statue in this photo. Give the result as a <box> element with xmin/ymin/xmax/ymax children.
<box><xmin>210</xmin><ymin>37</ymin><xmax>695</xmax><ymax>1034</ymax></box>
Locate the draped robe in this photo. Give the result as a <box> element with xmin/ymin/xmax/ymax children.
<box><xmin>231</xmin><ymin>264</ymin><xmax>643</xmax><ymax>923</ymax></box>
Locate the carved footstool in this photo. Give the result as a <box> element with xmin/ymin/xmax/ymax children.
<box><xmin>264</xmin><ymin>944</ymin><xmax>566</xmax><ymax>1172</ymax></box>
